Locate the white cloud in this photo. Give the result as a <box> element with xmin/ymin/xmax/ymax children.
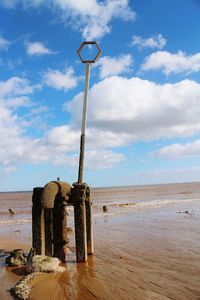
<box><xmin>46</xmin><ymin>125</ymin><xmax>80</xmax><ymax>152</ymax></box>
<box><xmin>87</xmin><ymin>128</ymin><xmax>132</xmax><ymax>148</ymax></box>
<box><xmin>3</xmin><ymin>74</ymin><xmax>200</xmax><ymax>173</ymax></box>
<box><xmin>66</xmin><ymin>76</ymin><xmax>200</xmax><ymax>143</ymax></box>
<box><xmin>0</xmin><ymin>74</ymin><xmax>125</xmax><ymax>172</ymax></box>
<box><xmin>85</xmin><ymin>149</ymin><xmax>124</xmax><ymax>169</ymax></box>
<box><xmin>0</xmin><ymin>34</ymin><xmax>10</xmax><ymax>50</ymax></box>
<box><xmin>95</xmin><ymin>54</ymin><xmax>133</xmax><ymax>78</ymax></box>
<box><xmin>5</xmin><ymin>96</ymin><xmax>31</xmax><ymax>108</ymax></box>
<box><xmin>0</xmin><ymin>0</ymin><xmax>136</xmax><ymax>39</ymax></box>
<box><xmin>78</xmin><ymin>0</ymin><xmax>135</xmax><ymax>39</ymax></box>
<box><xmin>0</xmin><ymin>77</ymin><xmax>37</xmax><ymax>97</ymax></box>
<box><xmin>154</xmin><ymin>140</ymin><xmax>200</xmax><ymax>158</ymax></box>
<box><xmin>42</xmin><ymin>67</ymin><xmax>78</xmax><ymax>91</ymax></box>
<box><xmin>0</xmin><ymin>76</ymin><xmax>52</xmax><ymax>169</ymax></box>
<box><xmin>141</xmin><ymin>50</ymin><xmax>200</xmax><ymax>75</ymax></box>
<box><xmin>132</xmin><ymin>34</ymin><xmax>166</xmax><ymax>50</ymax></box>
<box><xmin>53</xmin><ymin>149</ymin><xmax>124</xmax><ymax>170</ymax></box>
<box><xmin>26</xmin><ymin>41</ymin><xmax>57</xmax><ymax>56</ymax></box>
<box><xmin>0</xmin><ymin>120</ymin><xmax>124</xmax><ymax>170</ymax></box>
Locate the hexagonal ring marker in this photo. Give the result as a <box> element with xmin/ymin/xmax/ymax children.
<box><xmin>77</xmin><ymin>41</ymin><xmax>102</xmax><ymax>63</ymax></box>
<box><xmin>77</xmin><ymin>41</ymin><xmax>102</xmax><ymax>184</ymax></box>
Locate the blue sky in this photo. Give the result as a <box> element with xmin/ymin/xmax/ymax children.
<box><xmin>1</xmin><ymin>0</ymin><xmax>200</xmax><ymax>191</ymax></box>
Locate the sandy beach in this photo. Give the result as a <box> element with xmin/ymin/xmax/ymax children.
<box><xmin>1</xmin><ymin>184</ymin><xmax>200</xmax><ymax>299</ymax></box>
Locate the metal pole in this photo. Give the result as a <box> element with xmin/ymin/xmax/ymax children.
<box><xmin>78</xmin><ymin>62</ymin><xmax>90</xmax><ymax>184</ymax></box>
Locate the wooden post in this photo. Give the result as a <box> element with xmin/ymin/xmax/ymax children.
<box><xmin>44</xmin><ymin>208</ymin><xmax>53</xmax><ymax>256</ymax></box>
<box><xmin>73</xmin><ymin>183</ymin><xmax>87</xmax><ymax>262</ymax></box>
<box><xmin>53</xmin><ymin>196</ymin><xmax>69</xmax><ymax>262</ymax></box>
<box><xmin>85</xmin><ymin>186</ymin><xmax>93</xmax><ymax>255</ymax></box>
<box><xmin>32</xmin><ymin>187</ymin><xmax>43</xmax><ymax>255</ymax></box>
<box><xmin>41</xmin><ymin>209</ymin><xmax>45</xmax><ymax>255</ymax></box>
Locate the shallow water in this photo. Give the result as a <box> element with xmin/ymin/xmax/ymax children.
<box><xmin>0</xmin><ymin>182</ymin><xmax>200</xmax><ymax>225</ymax></box>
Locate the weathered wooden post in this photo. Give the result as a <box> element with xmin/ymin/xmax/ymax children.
<box><xmin>74</xmin><ymin>41</ymin><xmax>101</xmax><ymax>262</ymax></box>
<box><xmin>53</xmin><ymin>193</ymin><xmax>69</xmax><ymax>262</ymax></box>
<box><xmin>32</xmin><ymin>187</ymin><xmax>45</xmax><ymax>255</ymax></box>
<box><xmin>72</xmin><ymin>183</ymin><xmax>87</xmax><ymax>262</ymax></box>
<box><xmin>44</xmin><ymin>208</ymin><xmax>53</xmax><ymax>256</ymax></box>
<box><xmin>41</xmin><ymin>180</ymin><xmax>71</xmax><ymax>261</ymax></box>
<box><xmin>85</xmin><ymin>185</ymin><xmax>93</xmax><ymax>255</ymax></box>
<box><xmin>32</xmin><ymin>181</ymin><xmax>71</xmax><ymax>262</ymax></box>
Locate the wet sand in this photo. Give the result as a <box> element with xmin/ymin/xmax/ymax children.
<box><xmin>0</xmin><ymin>239</ymin><xmax>30</xmax><ymax>300</ymax></box>
<box><xmin>1</xmin><ymin>201</ymin><xmax>200</xmax><ymax>300</ymax></box>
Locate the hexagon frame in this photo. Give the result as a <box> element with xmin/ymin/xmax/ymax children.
<box><xmin>77</xmin><ymin>41</ymin><xmax>102</xmax><ymax>63</ymax></box>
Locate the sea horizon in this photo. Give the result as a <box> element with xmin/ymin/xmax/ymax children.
<box><xmin>0</xmin><ymin>179</ymin><xmax>200</xmax><ymax>194</ymax></box>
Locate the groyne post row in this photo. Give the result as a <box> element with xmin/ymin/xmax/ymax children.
<box><xmin>32</xmin><ymin>181</ymin><xmax>93</xmax><ymax>263</ymax></box>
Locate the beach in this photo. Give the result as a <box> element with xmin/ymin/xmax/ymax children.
<box><xmin>1</xmin><ymin>183</ymin><xmax>200</xmax><ymax>299</ymax></box>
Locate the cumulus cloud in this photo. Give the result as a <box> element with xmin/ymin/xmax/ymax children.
<box><xmin>141</xmin><ymin>50</ymin><xmax>200</xmax><ymax>75</ymax></box>
<box><xmin>95</xmin><ymin>54</ymin><xmax>133</xmax><ymax>78</ymax></box>
<box><xmin>154</xmin><ymin>140</ymin><xmax>200</xmax><ymax>158</ymax></box>
<box><xmin>26</xmin><ymin>41</ymin><xmax>57</xmax><ymax>56</ymax></box>
<box><xmin>46</xmin><ymin>125</ymin><xmax>80</xmax><ymax>152</ymax></box>
<box><xmin>0</xmin><ymin>77</ymin><xmax>35</xmax><ymax>97</ymax></box>
<box><xmin>66</xmin><ymin>76</ymin><xmax>200</xmax><ymax>142</ymax></box>
<box><xmin>85</xmin><ymin>149</ymin><xmax>124</xmax><ymax>169</ymax></box>
<box><xmin>0</xmin><ymin>0</ymin><xmax>136</xmax><ymax>39</ymax></box>
<box><xmin>132</xmin><ymin>34</ymin><xmax>166</xmax><ymax>50</ymax></box>
<box><xmin>46</xmin><ymin>125</ymin><xmax>132</xmax><ymax>151</ymax></box>
<box><xmin>0</xmin><ymin>77</ymin><xmax>38</xmax><ymax>167</ymax></box>
<box><xmin>0</xmin><ymin>122</ymin><xmax>124</xmax><ymax>170</ymax></box>
<box><xmin>42</xmin><ymin>67</ymin><xmax>78</xmax><ymax>91</ymax></box>
<box><xmin>3</xmin><ymin>73</ymin><xmax>200</xmax><ymax>173</ymax></box>
<box><xmin>0</xmin><ymin>34</ymin><xmax>10</xmax><ymax>50</ymax></box>
<box><xmin>0</xmin><ymin>76</ymin><xmax>58</xmax><ymax>171</ymax></box>
<box><xmin>53</xmin><ymin>149</ymin><xmax>124</xmax><ymax>170</ymax></box>
<box><xmin>0</xmin><ymin>75</ymin><xmax>124</xmax><ymax>171</ymax></box>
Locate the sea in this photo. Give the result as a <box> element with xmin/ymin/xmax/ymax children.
<box><xmin>0</xmin><ymin>181</ymin><xmax>200</xmax><ymax>227</ymax></box>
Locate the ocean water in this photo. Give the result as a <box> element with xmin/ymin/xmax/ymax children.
<box><xmin>0</xmin><ymin>182</ymin><xmax>200</xmax><ymax>226</ymax></box>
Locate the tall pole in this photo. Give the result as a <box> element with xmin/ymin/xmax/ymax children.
<box><xmin>78</xmin><ymin>62</ymin><xmax>90</xmax><ymax>184</ymax></box>
<box><xmin>74</xmin><ymin>41</ymin><xmax>101</xmax><ymax>262</ymax></box>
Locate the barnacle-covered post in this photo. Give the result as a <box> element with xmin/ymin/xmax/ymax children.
<box><xmin>32</xmin><ymin>187</ymin><xmax>44</xmax><ymax>255</ymax></box>
<box><xmin>41</xmin><ymin>181</ymin><xmax>71</xmax><ymax>262</ymax></box>
<box><xmin>74</xmin><ymin>41</ymin><xmax>101</xmax><ymax>262</ymax></box>
<box><xmin>32</xmin><ymin>181</ymin><xmax>71</xmax><ymax>262</ymax></box>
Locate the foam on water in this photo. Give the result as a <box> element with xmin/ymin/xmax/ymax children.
<box><xmin>0</xmin><ymin>218</ymin><xmax>32</xmax><ymax>225</ymax></box>
<box><xmin>133</xmin><ymin>197</ymin><xmax>200</xmax><ymax>209</ymax></box>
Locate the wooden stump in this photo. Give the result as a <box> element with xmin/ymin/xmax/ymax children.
<box><xmin>32</xmin><ymin>187</ymin><xmax>43</xmax><ymax>255</ymax></box>
<box><xmin>72</xmin><ymin>183</ymin><xmax>87</xmax><ymax>262</ymax></box>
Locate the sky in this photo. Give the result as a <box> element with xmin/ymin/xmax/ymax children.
<box><xmin>1</xmin><ymin>0</ymin><xmax>200</xmax><ymax>191</ymax></box>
